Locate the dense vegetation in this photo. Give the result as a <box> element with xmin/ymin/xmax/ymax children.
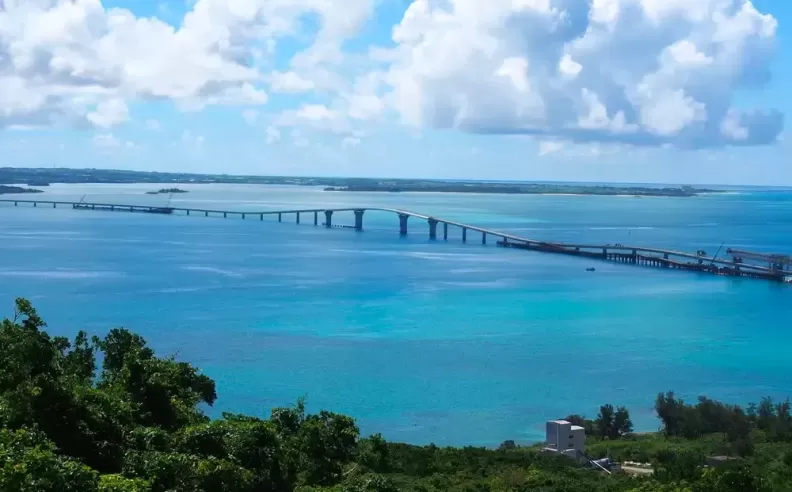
<box><xmin>146</xmin><ymin>189</ymin><xmax>189</xmax><ymax>195</ymax></box>
<box><xmin>323</xmin><ymin>183</ymin><xmax>715</xmax><ymax>197</ymax></box>
<box><xmin>0</xmin><ymin>185</ymin><xmax>42</xmax><ymax>195</ymax></box>
<box><xmin>2</xmin><ymin>298</ymin><xmax>791</xmax><ymax>491</ymax></box>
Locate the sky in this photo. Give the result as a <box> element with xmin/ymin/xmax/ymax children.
<box><xmin>0</xmin><ymin>0</ymin><xmax>790</xmax><ymax>185</ymax></box>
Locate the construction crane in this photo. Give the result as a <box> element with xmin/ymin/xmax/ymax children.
<box><xmin>726</xmin><ymin>249</ymin><xmax>792</xmax><ymax>272</ymax></box>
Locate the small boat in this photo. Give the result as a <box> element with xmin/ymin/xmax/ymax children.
<box><xmin>586</xmin><ymin>267</ymin><xmax>596</xmax><ymax>272</ymax></box>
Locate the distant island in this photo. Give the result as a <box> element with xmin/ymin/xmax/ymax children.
<box><xmin>0</xmin><ymin>167</ymin><xmax>725</xmax><ymax>197</ymax></box>
<box><xmin>0</xmin><ymin>185</ymin><xmax>43</xmax><ymax>195</ymax></box>
<box><xmin>324</xmin><ymin>183</ymin><xmax>718</xmax><ymax>197</ymax></box>
<box><xmin>146</xmin><ymin>188</ymin><xmax>189</xmax><ymax>195</ymax></box>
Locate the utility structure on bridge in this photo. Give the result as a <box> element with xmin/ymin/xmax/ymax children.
<box><xmin>2</xmin><ymin>198</ymin><xmax>790</xmax><ymax>284</ymax></box>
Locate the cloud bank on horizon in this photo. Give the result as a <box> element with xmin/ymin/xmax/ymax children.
<box><xmin>0</xmin><ymin>0</ymin><xmax>784</xmax><ymax>152</ymax></box>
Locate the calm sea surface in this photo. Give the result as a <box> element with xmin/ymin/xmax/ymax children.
<box><xmin>1</xmin><ymin>184</ymin><xmax>791</xmax><ymax>445</ymax></box>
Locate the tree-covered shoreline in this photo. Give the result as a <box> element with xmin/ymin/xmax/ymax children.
<box><xmin>2</xmin><ymin>299</ymin><xmax>790</xmax><ymax>491</ymax></box>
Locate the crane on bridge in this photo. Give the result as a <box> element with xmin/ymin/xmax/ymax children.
<box><xmin>726</xmin><ymin>249</ymin><xmax>792</xmax><ymax>272</ymax></box>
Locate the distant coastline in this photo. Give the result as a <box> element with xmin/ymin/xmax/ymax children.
<box><xmin>0</xmin><ymin>185</ymin><xmax>43</xmax><ymax>195</ymax></box>
<box><xmin>146</xmin><ymin>188</ymin><xmax>189</xmax><ymax>195</ymax></box>
<box><xmin>0</xmin><ymin>167</ymin><xmax>730</xmax><ymax>196</ymax></box>
<box><xmin>323</xmin><ymin>183</ymin><xmax>719</xmax><ymax>197</ymax></box>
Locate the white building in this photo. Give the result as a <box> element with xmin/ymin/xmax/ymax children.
<box><xmin>542</xmin><ymin>420</ymin><xmax>586</xmax><ymax>463</ymax></box>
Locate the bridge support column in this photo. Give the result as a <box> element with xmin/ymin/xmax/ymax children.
<box><xmin>398</xmin><ymin>214</ymin><xmax>409</xmax><ymax>235</ymax></box>
<box><xmin>33</xmin><ymin>202</ymin><xmax>36</xmax><ymax>207</ymax></box>
<box><xmin>14</xmin><ymin>202</ymin><xmax>17</xmax><ymax>206</ymax></box>
<box><xmin>602</xmin><ymin>248</ymin><xmax>607</xmax><ymax>258</ymax></box>
<box><xmin>242</xmin><ymin>213</ymin><xmax>246</xmax><ymax>219</ymax></box>
<box><xmin>443</xmin><ymin>222</ymin><xmax>448</xmax><ymax>240</ymax></box>
<box><xmin>186</xmin><ymin>210</ymin><xmax>190</xmax><ymax>216</ymax></box>
<box><xmin>205</xmin><ymin>211</ymin><xmax>209</xmax><ymax>217</ymax></box>
<box><xmin>260</xmin><ymin>213</ymin><xmax>263</xmax><ymax>221</ymax></box>
<box><xmin>663</xmin><ymin>253</ymin><xmax>670</xmax><ymax>268</ymax></box>
<box><xmin>296</xmin><ymin>212</ymin><xmax>300</xmax><ymax>224</ymax></box>
<box><xmin>632</xmin><ymin>249</ymin><xmax>637</xmax><ymax>264</ymax></box>
<box><xmin>462</xmin><ymin>227</ymin><xmax>467</xmax><ymax>243</ymax></box>
<box><xmin>427</xmin><ymin>218</ymin><xmax>438</xmax><ymax>240</ymax></box>
<box><xmin>223</xmin><ymin>212</ymin><xmax>227</xmax><ymax>218</ymax></box>
<box><xmin>354</xmin><ymin>209</ymin><xmax>365</xmax><ymax>231</ymax></box>
<box><xmin>278</xmin><ymin>213</ymin><xmax>282</xmax><ymax>223</ymax></box>
<box><xmin>482</xmin><ymin>232</ymin><xmax>487</xmax><ymax>245</ymax></box>
<box><xmin>314</xmin><ymin>211</ymin><xmax>318</xmax><ymax>226</ymax></box>
<box><xmin>53</xmin><ymin>203</ymin><xmax>56</xmax><ymax>208</ymax></box>
<box><xmin>325</xmin><ymin>210</ymin><xmax>333</xmax><ymax>228</ymax></box>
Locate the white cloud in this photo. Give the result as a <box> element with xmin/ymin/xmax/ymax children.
<box><xmin>266</xmin><ymin>125</ymin><xmax>281</xmax><ymax>144</ymax></box>
<box><xmin>0</xmin><ymin>0</ymin><xmax>375</xmax><ymax>130</ymax></box>
<box><xmin>382</xmin><ymin>0</ymin><xmax>783</xmax><ymax>148</ymax></box>
<box><xmin>242</xmin><ymin>109</ymin><xmax>259</xmax><ymax>125</ymax></box>
<box><xmin>87</xmin><ymin>99</ymin><xmax>129</xmax><ymax>128</ymax></box>
<box><xmin>181</xmin><ymin>130</ymin><xmax>205</xmax><ymax>151</ymax></box>
<box><xmin>539</xmin><ymin>140</ymin><xmax>564</xmax><ymax>156</ymax></box>
<box><xmin>0</xmin><ymin>0</ymin><xmax>784</xmax><ymax>153</ymax></box>
<box><xmin>274</xmin><ymin>103</ymin><xmax>353</xmax><ymax>135</ymax></box>
<box><xmin>268</xmin><ymin>71</ymin><xmax>316</xmax><ymax>93</ymax></box>
<box><xmin>342</xmin><ymin>136</ymin><xmax>361</xmax><ymax>148</ymax></box>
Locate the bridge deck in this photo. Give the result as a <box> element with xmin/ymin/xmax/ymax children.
<box><xmin>1</xmin><ymin>198</ymin><xmax>787</xmax><ymax>281</ymax></box>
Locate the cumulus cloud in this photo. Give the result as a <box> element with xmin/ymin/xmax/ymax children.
<box><xmin>383</xmin><ymin>0</ymin><xmax>783</xmax><ymax>147</ymax></box>
<box><xmin>274</xmin><ymin>103</ymin><xmax>353</xmax><ymax>135</ymax></box>
<box><xmin>0</xmin><ymin>0</ymin><xmax>374</xmax><ymax>130</ymax></box>
<box><xmin>0</xmin><ymin>0</ymin><xmax>784</xmax><ymax>152</ymax></box>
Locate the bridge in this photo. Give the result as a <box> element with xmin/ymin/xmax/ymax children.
<box><xmin>2</xmin><ymin>198</ymin><xmax>790</xmax><ymax>283</ymax></box>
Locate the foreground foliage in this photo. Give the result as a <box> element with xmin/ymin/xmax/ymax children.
<box><xmin>2</xmin><ymin>298</ymin><xmax>791</xmax><ymax>491</ymax></box>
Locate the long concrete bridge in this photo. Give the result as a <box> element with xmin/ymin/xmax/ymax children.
<box><xmin>2</xmin><ymin>198</ymin><xmax>790</xmax><ymax>283</ymax></box>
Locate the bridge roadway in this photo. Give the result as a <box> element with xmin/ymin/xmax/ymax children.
<box><xmin>1</xmin><ymin>198</ymin><xmax>787</xmax><ymax>281</ymax></box>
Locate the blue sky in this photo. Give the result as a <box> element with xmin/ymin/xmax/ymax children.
<box><xmin>0</xmin><ymin>0</ymin><xmax>789</xmax><ymax>184</ymax></box>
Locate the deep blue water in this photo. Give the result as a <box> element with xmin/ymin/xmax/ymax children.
<box><xmin>1</xmin><ymin>184</ymin><xmax>791</xmax><ymax>446</ymax></box>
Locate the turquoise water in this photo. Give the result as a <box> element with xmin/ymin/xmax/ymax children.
<box><xmin>1</xmin><ymin>184</ymin><xmax>791</xmax><ymax>446</ymax></box>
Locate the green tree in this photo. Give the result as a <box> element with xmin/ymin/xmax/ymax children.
<box><xmin>0</xmin><ymin>428</ymin><xmax>99</xmax><ymax>492</ymax></box>
<box><xmin>614</xmin><ymin>406</ymin><xmax>634</xmax><ymax>438</ymax></box>
<box><xmin>596</xmin><ymin>404</ymin><xmax>615</xmax><ymax>439</ymax></box>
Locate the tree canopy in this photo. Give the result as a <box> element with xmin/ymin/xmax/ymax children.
<box><xmin>2</xmin><ymin>298</ymin><xmax>791</xmax><ymax>492</ymax></box>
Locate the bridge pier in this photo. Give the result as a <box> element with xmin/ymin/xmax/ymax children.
<box><xmin>242</xmin><ymin>213</ymin><xmax>246</xmax><ymax>219</ymax></box>
<box><xmin>223</xmin><ymin>212</ymin><xmax>227</xmax><ymax>218</ymax></box>
<box><xmin>14</xmin><ymin>202</ymin><xmax>17</xmax><ymax>206</ymax></box>
<box><xmin>53</xmin><ymin>203</ymin><xmax>56</xmax><ymax>208</ymax></box>
<box><xmin>427</xmin><ymin>218</ymin><xmax>438</xmax><ymax>240</ymax></box>
<box><xmin>325</xmin><ymin>210</ymin><xmax>333</xmax><ymax>228</ymax></box>
<box><xmin>482</xmin><ymin>232</ymin><xmax>487</xmax><ymax>245</ymax></box>
<box><xmin>260</xmin><ymin>213</ymin><xmax>263</xmax><ymax>221</ymax></box>
<box><xmin>632</xmin><ymin>249</ymin><xmax>637</xmax><ymax>264</ymax></box>
<box><xmin>314</xmin><ymin>211</ymin><xmax>318</xmax><ymax>226</ymax></box>
<box><xmin>186</xmin><ymin>210</ymin><xmax>190</xmax><ymax>216</ymax></box>
<box><xmin>354</xmin><ymin>210</ymin><xmax>364</xmax><ymax>231</ymax></box>
<box><xmin>205</xmin><ymin>211</ymin><xmax>209</xmax><ymax>217</ymax></box>
<box><xmin>443</xmin><ymin>222</ymin><xmax>448</xmax><ymax>240</ymax></box>
<box><xmin>296</xmin><ymin>212</ymin><xmax>300</xmax><ymax>225</ymax></box>
<box><xmin>278</xmin><ymin>213</ymin><xmax>282</xmax><ymax>223</ymax></box>
<box><xmin>398</xmin><ymin>214</ymin><xmax>409</xmax><ymax>236</ymax></box>
<box><xmin>462</xmin><ymin>227</ymin><xmax>467</xmax><ymax>243</ymax></box>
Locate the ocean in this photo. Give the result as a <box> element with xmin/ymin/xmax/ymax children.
<box><xmin>1</xmin><ymin>183</ymin><xmax>791</xmax><ymax>446</ymax></box>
